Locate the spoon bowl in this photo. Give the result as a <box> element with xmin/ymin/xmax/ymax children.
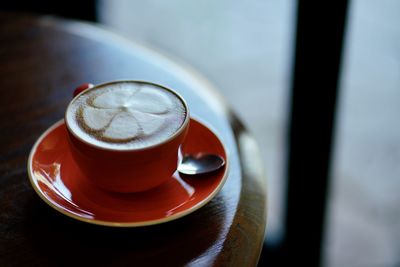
<box><xmin>178</xmin><ymin>153</ymin><xmax>225</xmax><ymax>175</ymax></box>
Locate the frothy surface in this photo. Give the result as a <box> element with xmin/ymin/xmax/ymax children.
<box><xmin>66</xmin><ymin>82</ymin><xmax>187</xmax><ymax>150</ymax></box>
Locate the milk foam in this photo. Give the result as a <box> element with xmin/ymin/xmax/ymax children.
<box><xmin>66</xmin><ymin>82</ymin><xmax>187</xmax><ymax>150</ymax></box>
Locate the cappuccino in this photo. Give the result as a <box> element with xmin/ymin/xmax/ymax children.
<box><xmin>66</xmin><ymin>81</ymin><xmax>187</xmax><ymax>150</ymax></box>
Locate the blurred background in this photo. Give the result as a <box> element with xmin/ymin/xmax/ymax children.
<box><xmin>97</xmin><ymin>1</ymin><xmax>400</xmax><ymax>266</ymax></box>
<box><xmin>2</xmin><ymin>0</ymin><xmax>400</xmax><ymax>266</ymax></box>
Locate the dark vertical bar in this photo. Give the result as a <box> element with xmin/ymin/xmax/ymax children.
<box><xmin>283</xmin><ymin>1</ymin><xmax>349</xmax><ymax>266</ymax></box>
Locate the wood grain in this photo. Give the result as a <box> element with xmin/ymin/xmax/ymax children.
<box><xmin>0</xmin><ymin>12</ymin><xmax>266</xmax><ymax>266</ymax></box>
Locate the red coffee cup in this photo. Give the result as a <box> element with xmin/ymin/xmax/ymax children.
<box><xmin>65</xmin><ymin>81</ymin><xmax>190</xmax><ymax>193</ymax></box>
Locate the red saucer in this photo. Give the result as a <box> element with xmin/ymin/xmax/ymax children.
<box><xmin>28</xmin><ymin>118</ymin><xmax>228</xmax><ymax>227</ymax></box>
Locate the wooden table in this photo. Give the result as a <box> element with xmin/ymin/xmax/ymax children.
<box><xmin>0</xmin><ymin>13</ymin><xmax>266</xmax><ymax>266</ymax></box>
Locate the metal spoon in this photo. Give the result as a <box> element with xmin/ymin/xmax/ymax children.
<box><xmin>178</xmin><ymin>153</ymin><xmax>225</xmax><ymax>175</ymax></box>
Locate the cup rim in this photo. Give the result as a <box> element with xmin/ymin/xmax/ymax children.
<box><xmin>64</xmin><ymin>80</ymin><xmax>190</xmax><ymax>152</ymax></box>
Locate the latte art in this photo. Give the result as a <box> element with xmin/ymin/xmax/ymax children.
<box><xmin>66</xmin><ymin>82</ymin><xmax>187</xmax><ymax>150</ymax></box>
<box><xmin>79</xmin><ymin>86</ymin><xmax>172</xmax><ymax>142</ymax></box>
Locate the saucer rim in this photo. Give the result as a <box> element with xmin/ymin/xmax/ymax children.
<box><xmin>27</xmin><ymin>118</ymin><xmax>229</xmax><ymax>227</ymax></box>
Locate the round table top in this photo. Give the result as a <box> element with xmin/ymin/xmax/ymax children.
<box><xmin>0</xmin><ymin>13</ymin><xmax>266</xmax><ymax>267</ymax></box>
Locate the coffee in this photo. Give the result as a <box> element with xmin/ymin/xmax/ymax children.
<box><xmin>66</xmin><ymin>81</ymin><xmax>187</xmax><ymax>150</ymax></box>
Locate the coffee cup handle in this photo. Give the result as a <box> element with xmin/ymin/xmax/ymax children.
<box><xmin>73</xmin><ymin>83</ymin><xmax>94</xmax><ymax>97</ymax></box>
